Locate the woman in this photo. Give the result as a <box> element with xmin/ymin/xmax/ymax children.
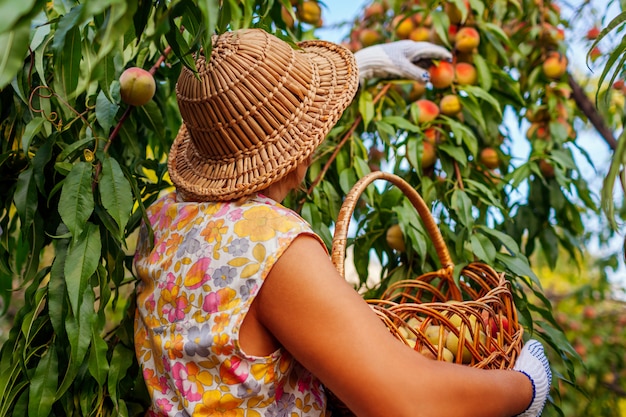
<box><xmin>133</xmin><ymin>28</ymin><xmax>551</xmax><ymax>417</ymax></box>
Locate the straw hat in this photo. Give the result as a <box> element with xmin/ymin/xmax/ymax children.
<box><xmin>168</xmin><ymin>28</ymin><xmax>359</xmax><ymax>201</ymax></box>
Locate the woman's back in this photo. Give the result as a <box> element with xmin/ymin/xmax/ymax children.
<box><xmin>134</xmin><ymin>191</ymin><xmax>329</xmax><ymax>416</ymax></box>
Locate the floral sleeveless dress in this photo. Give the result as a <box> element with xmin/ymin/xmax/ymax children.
<box><xmin>134</xmin><ymin>191</ymin><xmax>330</xmax><ymax>416</ymax></box>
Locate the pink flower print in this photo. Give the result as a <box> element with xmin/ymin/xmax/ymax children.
<box><xmin>219</xmin><ymin>356</ymin><xmax>250</xmax><ymax>385</ymax></box>
<box><xmin>227</xmin><ymin>207</ymin><xmax>244</xmax><ymax>222</ymax></box>
<box><xmin>172</xmin><ymin>362</ymin><xmax>203</xmax><ymax>402</ymax></box>
<box><xmin>184</xmin><ymin>258</ymin><xmax>212</xmax><ymax>290</ymax></box>
<box><xmin>202</xmin><ymin>287</ymin><xmax>237</xmax><ymax>314</ymax></box>
<box><xmin>155</xmin><ymin>398</ymin><xmax>173</xmax><ymax>413</ymax></box>
<box><xmin>167</xmin><ymin>296</ymin><xmax>188</xmax><ymax>322</ymax></box>
<box><xmin>203</xmin><ymin>291</ymin><xmax>219</xmax><ymax>314</ymax></box>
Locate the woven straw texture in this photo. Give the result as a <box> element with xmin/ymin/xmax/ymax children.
<box><xmin>327</xmin><ymin>171</ymin><xmax>524</xmax><ymax>416</ymax></box>
<box><xmin>168</xmin><ymin>28</ymin><xmax>359</xmax><ymax>201</ymax></box>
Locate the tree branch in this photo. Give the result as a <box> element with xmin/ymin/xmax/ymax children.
<box><xmin>568</xmin><ymin>73</ymin><xmax>618</xmax><ymax>151</ymax></box>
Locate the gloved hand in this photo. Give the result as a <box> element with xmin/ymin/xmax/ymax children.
<box><xmin>513</xmin><ymin>339</ymin><xmax>552</xmax><ymax>417</ymax></box>
<box><xmin>353</xmin><ymin>40</ymin><xmax>453</xmax><ymax>84</ymax></box>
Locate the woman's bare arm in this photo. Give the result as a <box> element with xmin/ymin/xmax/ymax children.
<box><xmin>254</xmin><ymin>234</ymin><xmax>533</xmax><ymax>417</ymax></box>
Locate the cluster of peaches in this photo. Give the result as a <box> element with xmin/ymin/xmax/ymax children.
<box><xmin>505</xmin><ymin>2</ymin><xmax>574</xmax><ymax>178</ymax></box>
<box><xmin>347</xmin><ymin>0</ymin><xmax>505</xmax><ymax>174</ymax></box>
<box><xmin>396</xmin><ymin>304</ymin><xmax>511</xmax><ymax>365</ymax></box>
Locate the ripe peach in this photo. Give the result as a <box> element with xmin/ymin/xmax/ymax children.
<box><xmin>407</xmin><ymin>80</ymin><xmax>427</xmax><ymax>101</ymax></box>
<box><xmin>526</xmin><ymin>122</ymin><xmax>549</xmax><ymax>140</ymax></box>
<box><xmin>455</xmin><ymin>27</ymin><xmax>480</xmax><ymax>53</ymax></box>
<box><xmin>281</xmin><ymin>5</ymin><xmax>295</xmax><ymax>28</ymax></box>
<box><xmin>423</xmin><ymin>127</ymin><xmax>437</xmax><ymax>144</ymax></box>
<box><xmin>414</xmin><ymin>99</ymin><xmax>440</xmax><ymax>124</ymax></box>
<box><xmin>393</xmin><ymin>15</ymin><xmax>414</xmax><ymax>39</ymax></box>
<box><xmin>386</xmin><ymin>224</ymin><xmax>406</xmax><ymax>252</ymax></box>
<box><xmin>429</xmin><ymin>61</ymin><xmax>454</xmax><ymax>89</ymax></box>
<box><xmin>538</xmin><ymin>159</ymin><xmax>555</xmax><ymax>178</ymax></box>
<box><xmin>479</xmin><ymin>147</ymin><xmax>499</xmax><ymax>169</ymax></box>
<box><xmin>542</xmin><ymin>51</ymin><xmax>568</xmax><ymax>79</ymax></box>
<box><xmin>422</xmin><ymin>141</ymin><xmax>437</xmax><ymax>169</ymax></box>
<box><xmin>439</xmin><ymin>94</ymin><xmax>462</xmax><ymax>116</ymax></box>
<box><xmin>444</xmin><ymin>1</ymin><xmax>466</xmax><ymax>24</ymax></box>
<box><xmin>589</xmin><ymin>46</ymin><xmax>602</xmax><ymax>62</ymax></box>
<box><xmin>454</xmin><ymin>62</ymin><xmax>477</xmax><ymax>85</ymax></box>
<box><xmin>119</xmin><ymin>67</ymin><xmax>156</xmax><ymax>107</ymax></box>
<box><xmin>586</xmin><ymin>26</ymin><xmax>600</xmax><ymax>40</ymax></box>
<box><xmin>445</xmin><ymin>329</ymin><xmax>473</xmax><ymax>364</ymax></box>
<box><xmin>297</xmin><ymin>1</ymin><xmax>322</xmax><ymax>26</ymax></box>
<box><xmin>409</xmin><ymin>26</ymin><xmax>431</xmax><ymax>42</ymax></box>
<box><xmin>359</xmin><ymin>28</ymin><xmax>382</xmax><ymax>47</ymax></box>
<box><xmin>364</xmin><ymin>2</ymin><xmax>386</xmax><ymax>20</ymax></box>
<box><xmin>447</xmin><ymin>25</ymin><xmax>459</xmax><ymax>44</ymax></box>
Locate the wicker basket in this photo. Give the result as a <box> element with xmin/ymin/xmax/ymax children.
<box><xmin>326</xmin><ymin>171</ymin><xmax>523</xmax><ymax>416</ymax></box>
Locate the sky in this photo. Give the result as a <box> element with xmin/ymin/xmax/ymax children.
<box><xmin>315</xmin><ymin>0</ymin><xmax>626</xmax><ymax>285</ymax></box>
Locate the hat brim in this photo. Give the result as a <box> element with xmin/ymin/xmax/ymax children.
<box><xmin>168</xmin><ymin>36</ymin><xmax>359</xmax><ymax>202</ymax></box>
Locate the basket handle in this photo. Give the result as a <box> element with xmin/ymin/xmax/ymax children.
<box><xmin>331</xmin><ymin>171</ymin><xmax>454</xmax><ymax>279</ymax></box>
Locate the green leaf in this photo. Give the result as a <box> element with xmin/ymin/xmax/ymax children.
<box><xmin>66</xmin><ymin>285</ymin><xmax>97</xmax><ymax>367</ymax></box>
<box><xmin>21</xmin><ymin>117</ymin><xmax>45</xmax><ymax>154</ymax></box>
<box><xmin>470</xmin><ymin>233</ymin><xmax>496</xmax><ymax>264</ymax></box>
<box><xmin>472</xmin><ymin>53</ymin><xmax>492</xmax><ymax>91</ymax></box>
<box><xmin>96</xmin><ymin>91</ymin><xmax>119</xmax><ymax>135</ymax></box>
<box><xmin>0</xmin><ymin>0</ymin><xmax>37</xmax><ymax>34</ymax></box>
<box><xmin>27</xmin><ymin>344</ymin><xmax>58</xmax><ymax>417</ymax></box>
<box><xmin>138</xmin><ymin>100</ymin><xmax>165</xmax><ymax>141</ymax></box>
<box><xmin>358</xmin><ymin>90</ymin><xmax>374</xmax><ymax>129</ymax></box>
<box><xmin>59</xmin><ymin>162</ymin><xmax>94</xmax><ymax>237</ymax></box>
<box><xmin>451</xmin><ymin>189</ymin><xmax>473</xmax><ymax>228</ymax></box>
<box><xmin>0</xmin><ymin>21</ymin><xmax>30</xmax><ymax>90</ymax></box>
<box><xmin>495</xmin><ymin>252</ymin><xmax>540</xmax><ymax>285</ymax></box>
<box><xmin>382</xmin><ymin>116</ymin><xmax>421</xmax><ymax>133</ymax></box>
<box><xmin>476</xmin><ymin>226</ymin><xmax>520</xmax><ymax>254</ymax></box>
<box><xmin>64</xmin><ymin>223</ymin><xmax>101</xmax><ymax>315</ymax></box>
<box><xmin>48</xmin><ymin>236</ymin><xmax>69</xmax><ymax>336</ymax></box>
<box><xmin>107</xmin><ymin>343</ymin><xmax>134</xmax><ymax>412</ymax></box>
<box><xmin>14</xmin><ymin>167</ymin><xmax>38</xmax><ymax>229</ymax></box>
<box><xmin>88</xmin><ymin>327</ymin><xmax>110</xmax><ymax>387</ymax></box>
<box><xmin>197</xmin><ymin>0</ymin><xmax>220</xmax><ymax>55</ymax></box>
<box><xmin>460</xmin><ymin>85</ymin><xmax>502</xmax><ymax>118</ymax></box>
<box><xmin>32</xmin><ymin>135</ymin><xmax>54</xmax><ymax>193</ymax></box>
<box><xmin>53</xmin><ymin>24</ymin><xmax>82</xmax><ymax>100</ymax></box>
<box><xmin>438</xmin><ymin>141</ymin><xmax>469</xmax><ymax>166</ymax></box>
<box><xmin>99</xmin><ymin>155</ymin><xmax>133</xmax><ymax>236</ymax></box>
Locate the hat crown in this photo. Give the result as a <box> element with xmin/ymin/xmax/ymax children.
<box><xmin>176</xmin><ymin>29</ymin><xmax>313</xmax><ymax>161</ymax></box>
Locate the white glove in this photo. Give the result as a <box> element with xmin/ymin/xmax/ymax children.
<box><xmin>513</xmin><ymin>339</ymin><xmax>552</xmax><ymax>417</ymax></box>
<box><xmin>353</xmin><ymin>40</ymin><xmax>453</xmax><ymax>84</ymax></box>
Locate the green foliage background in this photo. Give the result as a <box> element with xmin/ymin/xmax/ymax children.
<box><xmin>0</xmin><ymin>0</ymin><xmax>624</xmax><ymax>416</ymax></box>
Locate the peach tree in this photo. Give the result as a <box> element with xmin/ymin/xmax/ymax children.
<box><xmin>0</xmin><ymin>0</ymin><xmax>623</xmax><ymax>416</ymax></box>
